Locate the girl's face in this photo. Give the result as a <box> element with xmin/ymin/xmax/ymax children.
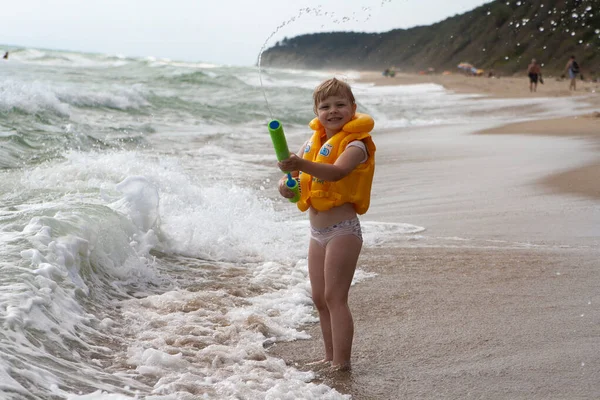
<box><xmin>316</xmin><ymin>95</ymin><xmax>357</xmax><ymax>136</ymax></box>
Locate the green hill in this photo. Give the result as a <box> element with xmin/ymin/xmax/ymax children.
<box><xmin>260</xmin><ymin>0</ymin><xmax>600</xmax><ymax>76</ymax></box>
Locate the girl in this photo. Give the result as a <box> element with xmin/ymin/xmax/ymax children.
<box><xmin>278</xmin><ymin>78</ymin><xmax>376</xmax><ymax>371</ymax></box>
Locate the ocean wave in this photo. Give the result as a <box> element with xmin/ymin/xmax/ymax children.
<box><xmin>0</xmin><ymin>145</ymin><xmax>24</xmax><ymax>169</ymax></box>
<box><xmin>0</xmin><ymin>79</ymin><xmax>71</xmax><ymax>117</ymax></box>
<box><xmin>8</xmin><ymin>48</ymin><xmax>137</xmax><ymax>68</ymax></box>
<box><xmin>56</xmin><ymin>84</ymin><xmax>150</xmax><ymax>110</ymax></box>
<box><xmin>0</xmin><ymin>79</ymin><xmax>150</xmax><ymax>117</ymax></box>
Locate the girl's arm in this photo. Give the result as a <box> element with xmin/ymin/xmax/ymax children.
<box><xmin>278</xmin><ymin>145</ymin><xmax>366</xmax><ymax>182</ymax></box>
<box><xmin>280</xmin><ymin>141</ymin><xmax>307</xmax><ymax>179</ymax></box>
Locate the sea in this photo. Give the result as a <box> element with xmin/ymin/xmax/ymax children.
<box><xmin>0</xmin><ymin>46</ymin><xmax>594</xmax><ymax>400</ymax></box>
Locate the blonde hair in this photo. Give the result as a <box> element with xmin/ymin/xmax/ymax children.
<box><xmin>312</xmin><ymin>78</ymin><xmax>356</xmax><ymax>114</ymax></box>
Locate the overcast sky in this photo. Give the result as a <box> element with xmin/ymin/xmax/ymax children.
<box><xmin>1</xmin><ymin>0</ymin><xmax>493</xmax><ymax>65</ymax></box>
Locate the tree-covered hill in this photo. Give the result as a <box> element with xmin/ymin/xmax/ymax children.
<box><xmin>260</xmin><ymin>0</ymin><xmax>600</xmax><ymax>76</ymax></box>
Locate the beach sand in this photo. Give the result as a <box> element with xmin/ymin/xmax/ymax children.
<box><xmin>268</xmin><ymin>72</ymin><xmax>600</xmax><ymax>399</ymax></box>
<box><xmin>359</xmin><ymin>71</ymin><xmax>600</xmax><ymax>99</ymax></box>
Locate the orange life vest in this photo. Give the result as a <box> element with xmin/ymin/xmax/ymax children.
<box><xmin>297</xmin><ymin>113</ymin><xmax>376</xmax><ymax>214</ymax></box>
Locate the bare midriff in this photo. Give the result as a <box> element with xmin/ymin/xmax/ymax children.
<box><xmin>308</xmin><ymin>203</ymin><xmax>357</xmax><ymax>229</ymax></box>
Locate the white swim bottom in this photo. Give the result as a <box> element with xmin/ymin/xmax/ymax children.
<box><xmin>310</xmin><ymin>217</ymin><xmax>363</xmax><ymax>248</ymax></box>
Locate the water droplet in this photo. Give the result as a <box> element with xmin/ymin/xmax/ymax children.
<box><xmin>505</xmin><ymin>56</ymin><xmax>509</xmax><ymax>60</ymax></box>
<box><xmin>539</xmin><ymin>27</ymin><xmax>545</xmax><ymax>31</ymax></box>
<box><xmin>571</xmin><ymin>31</ymin><xmax>576</xmax><ymax>36</ymax></box>
<box><xmin>572</xmin><ymin>13</ymin><xmax>579</xmax><ymax>19</ymax></box>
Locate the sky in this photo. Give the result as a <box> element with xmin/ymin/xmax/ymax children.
<box><xmin>1</xmin><ymin>0</ymin><xmax>493</xmax><ymax>66</ymax></box>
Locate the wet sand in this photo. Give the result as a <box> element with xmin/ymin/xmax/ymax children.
<box><xmin>270</xmin><ymin>247</ymin><xmax>600</xmax><ymax>399</ymax></box>
<box><xmin>268</xmin><ymin>73</ymin><xmax>600</xmax><ymax>399</ymax></box>
<box><xmin>479</xmin><ymin>112</ymin><xmax>600</xmax><ymax>203</ymax></box>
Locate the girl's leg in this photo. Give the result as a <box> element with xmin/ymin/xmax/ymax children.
<box><xmin>323</xmin><ymin>234</ymin><xmax>362</xmax><ymax>369</ymax></box>
<box><xmin>307</xmin><ymin>238</ymin><xmax>333</xmax><ymax>361</ymax></box>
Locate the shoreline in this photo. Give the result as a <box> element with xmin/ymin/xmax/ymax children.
<box><xmin>357</xmin><ymin>71</ymin><xmax>600</xmax><ymax>99</ymax></box>
<box><xmin>477</xmin><ymin>112</ymin><xmax>600</xmax><ymax>202</ymax></box>
<box><xmin>268</xmin><ymin>71</ymin><xmax>600</xmax><ymax>399</ymax></box>
<box><xmin>356</xmin><ymin>70</ymin><xmax>600</xmax><ymax>202</ymax></box>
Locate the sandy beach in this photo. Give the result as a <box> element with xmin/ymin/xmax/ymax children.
<box><xmin>360</xmin><ymin>71</ymin><xmax>600</xmax><ymax>99</ymax></box>
<box><xmin>268</xmin><ymin>72</ymin><xmax>600</xmax><ymax>399</ymax></box>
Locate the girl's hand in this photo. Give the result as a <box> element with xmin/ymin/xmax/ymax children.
<box><xmin>278</xmin><ymin>176</ymin><xmax>296</xmax><ymax>199</ymax></box>
<box><xmin>278</xmin><ymin>154</ymin><xmax>302</xmax><ymax>173</ymax></box>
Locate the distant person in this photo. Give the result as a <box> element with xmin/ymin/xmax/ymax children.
<box><xmin>2</xmin><ymin>51</ymin><xmax>8</xmax><ymax>60</ymax></box>
<box><xmin>564</xmin><ymin>55</ymin><xmax>580</xmax><ymax>91</ymax></box>
<box><xmin>527</xmin><ymin>59</ymin><xmax>542</xmax><ymax>92</ymax></box>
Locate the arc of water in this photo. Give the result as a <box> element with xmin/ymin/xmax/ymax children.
<box><xmin>257</xmin><ymin>2</ymin><xmax>394</xmax><ymax>120</ymax></box>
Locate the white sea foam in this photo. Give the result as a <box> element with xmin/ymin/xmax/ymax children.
<box><xmin>1</xmin><ymin>136</ymin><xmax>412</xmax><ymax>397</ymax></box>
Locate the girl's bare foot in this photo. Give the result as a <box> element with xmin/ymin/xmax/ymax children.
<box><xmin>305</xmin><ymin>359</ymin><xmax>331</xmax><ymax>367</ymax></box>
<box><xmin>329</xmin><ymin>362</ymin><xmax>351</xmax><ymax>372</ymax></box>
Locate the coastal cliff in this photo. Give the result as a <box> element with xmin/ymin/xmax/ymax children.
<box><xmin>260</xmin><ymin>0</ymin><xmax>600</xmax><ymax>76</ymax></box>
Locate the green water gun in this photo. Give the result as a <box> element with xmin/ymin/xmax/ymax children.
<box><xmin>268</xmin><ymin>120</ymin><xmax>300</xmax><ymax>203</ymax></box>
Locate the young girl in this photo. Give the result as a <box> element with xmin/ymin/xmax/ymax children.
<box><xmin>277</xmin><ymin>78</ymin><xmax>376</xmax><ymax>371</ymax></box>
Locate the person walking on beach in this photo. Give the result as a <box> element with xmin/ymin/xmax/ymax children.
<box><xmin>527</xmin><ymin>59</ymin><xmax>542</xmax><ymax>92</ymax></box>
<box><xmin>277</xmin><ymin>78</ymin><xmax>376</xmax><ymax>372</ymax></box>
<box><xmin>564</xmin><ymin>55</ymin><xmax>580</xmax><ymax>91</ymax></box>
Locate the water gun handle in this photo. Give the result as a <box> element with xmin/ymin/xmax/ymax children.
<box><xmin>284</xmin><ymin>173</ymin><xmax>301</xmax><ymax>203</ymax></box>
<box><xmin>268</xmin><ymin>119</ymin><xmax>300</xmax><ymax>203</ymax></box>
